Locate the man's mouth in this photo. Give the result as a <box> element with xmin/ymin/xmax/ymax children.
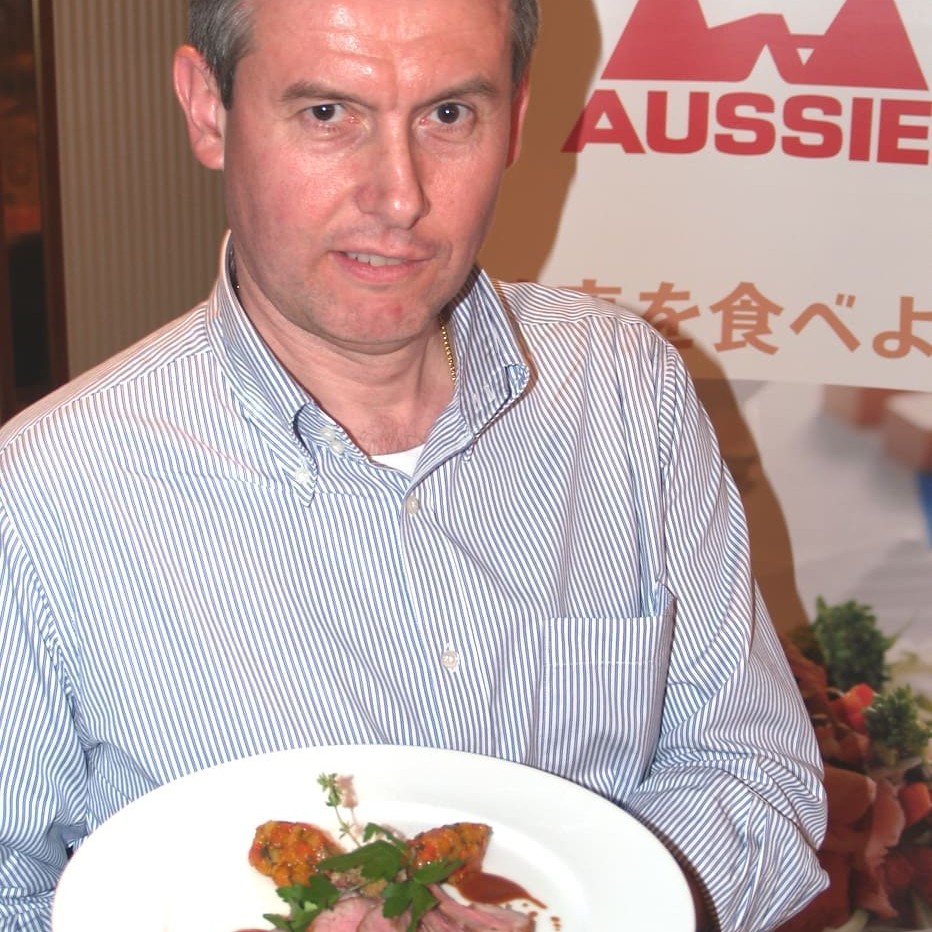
<box><xmin>344</xmin><ymin>252</ymin><xmax>407</xmax><ymax>268</ymax></box>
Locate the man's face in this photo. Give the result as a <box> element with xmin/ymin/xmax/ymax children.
<box><xmin>208</xmin><ymin>0</ymin><xmax>527</xmax><ymax>355</ymax></box>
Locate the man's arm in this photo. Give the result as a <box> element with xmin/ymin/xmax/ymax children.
<box><xmin>624</xmin><ymin>347</ymin><xmax>827</xmax><ymax>931</ymax></box>
<box><xmin>0</xmin><ymin>503</ymin><xmax>86</xmax><ymax>932</ymax></box>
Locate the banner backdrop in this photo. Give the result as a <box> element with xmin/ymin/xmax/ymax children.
<box><xmin>482</xmin><ymin>0</ymin><xmax>931</xmax><ymax>391</ymax></box>
<box><xmin>482</xmin><ymin>2</ymin><xmax>931</xmax><ymax>930</ymax></box>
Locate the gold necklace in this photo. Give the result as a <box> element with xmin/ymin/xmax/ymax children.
<box><xmin>440</xmin><ymin>322</ymin><xmax>457</xmax><ymax>384</ymax></box>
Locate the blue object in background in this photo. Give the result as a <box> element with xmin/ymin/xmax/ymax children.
<box><xmin>920</xmin><ymin>472</ymin><xmax>932</xmax><ymax>544</ymax></box>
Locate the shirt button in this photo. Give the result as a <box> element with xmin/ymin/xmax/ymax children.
<box><xmin>404</xmin><ymin>495</ymin><xmax>421</xmax><ymax>515</ymax></box>
<box><xmin>441</xmin><ymin>648</ymin><xmax>461</xmax><ymax>672</ymax></box>
<box><xmin>328</xmin><ymin>439</ymin><xmax>346</xmax><ymax>456</ymax></box>
<box><xmin>292</xmin><ymin>465</ymin><xmax>313</xmax><ymax>486</ymax></box>
<box><xmin>321</xmin><ymin>426</ymin><xmax>337</xmax><ymax>441</ymax></box>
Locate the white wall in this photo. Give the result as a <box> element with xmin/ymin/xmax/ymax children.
<box><xmin>53</xmin><ymin>1</ymin><xmax>226</xmax><ymax>377</ymax></box>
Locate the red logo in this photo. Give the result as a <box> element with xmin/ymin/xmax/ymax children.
<box><xmin>604</xmin><ymin>0</ymin><xmax>927</xmax><ymax>91</ymax></box>
<box><xmin>563</xmin><ymin>0</ymin><xmax>932</xmax><ymax>162</ymax></box>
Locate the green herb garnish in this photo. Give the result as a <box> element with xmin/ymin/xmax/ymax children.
<box><xmin>263</xmin><ymin>874</ymin><xmax>341</xmax><ymax>931</ymax></box>
<box><xmin>262</xmin><ymin>774</ymin><xmax>462</xmax><ymax>932</ymax></box>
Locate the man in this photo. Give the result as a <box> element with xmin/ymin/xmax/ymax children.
<box><xmin>0</xmin><ymin>0</ymin><xmax>826</xmax><ymax>929</ymax></box>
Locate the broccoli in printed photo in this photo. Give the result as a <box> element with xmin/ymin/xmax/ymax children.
<box><xmin>795</xmin><ymin>597</ymin><xmax>897</xmax><ymax>693</ymax></box>
<box><xmin>778</xmin><ymin>598</ymin><xmax>932</xmax><ymax>932</ymax></box>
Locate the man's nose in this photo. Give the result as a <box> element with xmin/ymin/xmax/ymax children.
<box><xmin>357</xmin><ymin>127</ymin><xmax>430</xmax><ymax>228</ymax></box>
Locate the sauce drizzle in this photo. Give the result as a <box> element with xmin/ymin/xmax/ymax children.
<box><xmin>455</xmin><ymin>870</ymin><xmax>547</xmax><ymax>909</ymax></box>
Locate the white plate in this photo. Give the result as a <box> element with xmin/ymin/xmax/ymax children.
<box><xmin>52</xmin><ymin>745</ymin><xmax>694</xmax><ymax>931</ymax></box>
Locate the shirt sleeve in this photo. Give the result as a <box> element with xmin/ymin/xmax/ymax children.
<box><xmin>0</xmin><ymin>501</ymin><xmax>86</xmax><ymax>932</ymax></box>
<box><xmin>622</xmin><ymin>342</ymin><xmax>828</xmax><ymax>932</ymax></box>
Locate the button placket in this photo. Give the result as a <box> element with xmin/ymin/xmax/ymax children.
<box><xmin>398</xmin><ymin>479</ymin><xmax>466</xmax><ymax>679</ymax></box>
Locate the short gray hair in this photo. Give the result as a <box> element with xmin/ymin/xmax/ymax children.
<box><xmin>188</xmin><ymin>0</ymin><xmax>540</xmax><ymax>108</ymax></box>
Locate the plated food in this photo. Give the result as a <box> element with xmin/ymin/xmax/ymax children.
<box><xmin>241</xmin><ymin>774</ymin><xmax>540</xmax><ymax>931</ymax></box>
<box><xmin>52</xmin><ymin>745</ymin><xmax>695</xmax><ymax>932</ymax></box>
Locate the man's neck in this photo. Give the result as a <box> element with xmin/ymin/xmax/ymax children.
<box><xmin>315</xmin><ymin>368</ymin><xmax>453</xmax><ymax>455</ymax></box>
<box><xmin>227</xmin><ymin>254</ymin><xmax>457</xmax><ymax>455</ymax></box>
<box><xmin>259</xmin><ymin>315</ymin><xmax>455</xmax><ymax>456</ymax></box>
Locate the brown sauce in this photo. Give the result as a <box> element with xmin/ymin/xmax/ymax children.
<box><xmin>454</xmin><ymin>870</ymin><xmax>547</xmax><ymax>909</ymax></box>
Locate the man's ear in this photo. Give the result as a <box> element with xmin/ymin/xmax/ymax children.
<box><xmin>173</xmin><ymin>44</ymin><xmax>226</xmax><ymax>170</ymax></box>
<box><xmin>506</xmin><ymin>74</ymin><xmax>531</xmax><ymax>167</ymax></box>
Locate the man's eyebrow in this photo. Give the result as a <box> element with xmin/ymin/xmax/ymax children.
<box><xmin>277</xmin><ymin>76</ymin><xmax>502</xmax><ymax>108</ymax></box>
<box><xmin>426</xmin><ymin>77</ymin><xmax>501</xmax><ymax>103</ymax></box>
<box><xmin>278</xmin><ymin>81</ymin><xmax>356</xmax><ymax>105</ymax></box>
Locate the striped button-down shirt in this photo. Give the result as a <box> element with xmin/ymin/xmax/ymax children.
<box><xmin>0</xmin><ymin>241</ymin><xmax>826</xmax><ymax>931</ymax></box>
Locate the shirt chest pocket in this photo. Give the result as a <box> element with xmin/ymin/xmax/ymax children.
<box><xmin>529</xmin><ymin>586</ymin><xmax>675</xmax><ymax>803</ymax></box>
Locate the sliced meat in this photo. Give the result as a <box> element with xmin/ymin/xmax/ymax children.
<box><xmin>309</xmin><ymin>894</ymin><xmax>382</xmax><ymax>930</ymax></box>
<box><xmin>299</xmin><ymin>884</ymin><xmax>534</xmax><ymax>931</ymax></box>
<box><xmin>357</xmin><ymin>903</ymin><xmax>405</xmax><ymax>931</ymax></box>
<box><xmin>426</xmin><ymin>886</ymin><xmax>535</xmax><ymax>931</ymax></box>
<box><xmin>420</xmin><ymin>910</ymin><xmax>464</xmax><ymax>932</ymax></box>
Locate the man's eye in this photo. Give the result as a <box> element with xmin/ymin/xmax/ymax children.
<box><xmin>434</xmin><ymin>102</ymin><xmax>463</xmax><ymax>125</ymax></box>
<box><xmin>309</xmin><ymin>103</ymin><xmax>339</xmax><ymax>122</ymax></box>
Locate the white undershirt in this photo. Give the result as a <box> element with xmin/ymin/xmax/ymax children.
<box><xmin>370</xmin><ymin>444</ymin><xmax>424</xmax><ymax>476</ymax></box>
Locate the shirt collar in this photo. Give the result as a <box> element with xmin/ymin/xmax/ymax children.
<box><xmin>204</xmin><ymin>233</ymin><xmax>531</xmax><ymax>451</ymax></box>
<box><xmin>443</xmin><ymin>267</ymin><xmax>531</xmax><ymax>436</ymax></box>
